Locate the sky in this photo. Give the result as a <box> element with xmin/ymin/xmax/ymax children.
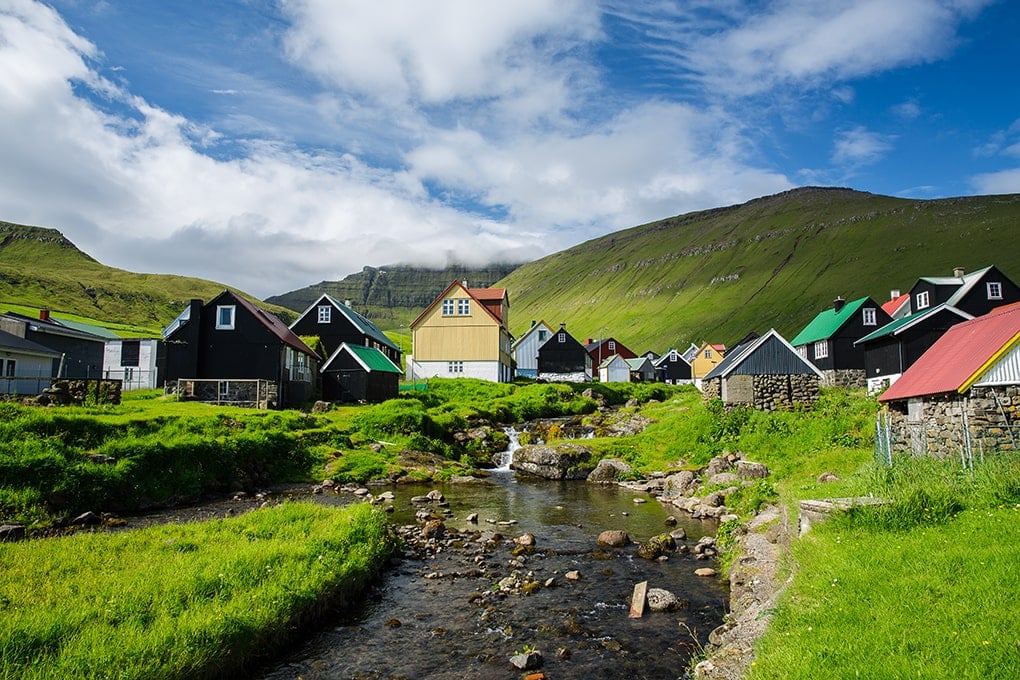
<box><xmin>1</xmin><ymin>0</ymin><xmax>1018</xmax><ymax>299</ymax></box>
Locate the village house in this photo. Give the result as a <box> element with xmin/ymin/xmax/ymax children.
<box><xmin>0</xmin><ymin>328</ymin><xmax>61</xmax><ymax>396</ymax></box>
<box><xmin>691</xmin><ymin>342</ymin><xmax>726</xmax><ymax>383</ymax></box>
<box><xmin>162</xmin><ymin>291</ymin><xmax>320</xmax><ymax>408</ymax></box>
<box><xmin>0</xmin><ymin>309</ymin><xmax>108</xmax><ymax>380</ymax></box>
<box><xmin>654</xmin><ymin>348</ymin><xmax>694</xmax><ymax>384</ymax></box>
<box><xmin>103</xmin><ymin>338</ymin><xmax>162</xmax><ymax>390</ymax></box>
<box><xmin>512</xmin><ymin>320</ymin><xmax>554</xmax><ymax>378</ymax></box>
<box><xmin>289</xmin><ymin>294</ymin><xmax>401</xmax><ymax>367</ymax></box>
<box><xmin>536</xmin><ymin>324</ymin><xmax>591</xmax><ymax>382</ymax></box>
<box><xmin>702</xmin><ymin>329</ymin><xmax>823</xmax><ymax>411</ymax></box>
<box><xmin>598</xmin><ymin>354</ymin><xmax>632</xmax><ymax>383</ymax></box>
<box><xmin>409</xmin><ymin>281</ymin><xmax>513</xmax><ymax>382</ymax></box>
<box><xmin>585</xmin><ymin>336</ymin><xmax>636</xmax><ymax>368</ymax></box>
<box><xmin>877</xmin><ymin>301</ymin><xmax>1020</xmax><ymax>459</ymax></box>
<box><xmin>791</xmin><ymin>296</ymin><xmax>891</xmax><ymax>388</ymax></box>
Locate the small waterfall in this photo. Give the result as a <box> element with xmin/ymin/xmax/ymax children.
<box><xmin>494</xmin><ymin>427</ymin><xmax>521</xmax><ymax>471</ymax></box>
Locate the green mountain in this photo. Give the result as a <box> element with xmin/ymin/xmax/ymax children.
<box><xmin>497</xmin><ymin>187</ymin><xmax>1020</xmax><ymax>352</ymax></box>
<box><xmin>266</xmin><ymin>263</ymin><xmax>522</xmax><ymax>327</ymax></box>
<box><xmin>0</xmin><ymin>221</ymin><xmax>295</xmax><ymax>336</ymax></box>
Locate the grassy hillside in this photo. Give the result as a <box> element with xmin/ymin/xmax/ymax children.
<box><xmin>0</xmin><ymin>221</ymin><xmax>297</xmax><ymax>336</ymax></box>
<box><xmin>266</xmin><ymin>263</ymin><xmax>522</xmax><ymax>328</ymax></box>
<box><xmin>498</xmin><ymin>187</ymin><xmax>1020</xmax><ymax>352</ymax></box>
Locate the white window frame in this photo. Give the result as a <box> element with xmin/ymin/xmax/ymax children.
<box><xmin>862</xmin><ymin>308</ymin><xmax>877</xmax><ymax>326</ymax></box>
<box><xmin>608</xmin><ymin>340</ymin><xmax>616</xmax><ymax>352</ymax></box>
<box><xmin>538</xmin><ymin>330</ymin><xmax>547</xmax><ymax>342</ymax></box>
<box><xmin>797</xmin><ymin>346</ymin><xmax>808</xmax><ymax>360</ymax></box>
<box><xmin>448</xmin><ymin>361</ymin><xmax>464</xmax><ymax>373</ymax></box>
<box><xmin>987</xmin><ymin>281</ymin><xmax>1003</xmax><ymax>300</ymax></box>
<box><xmin>704</xmin><ymin>349</ymin><xmax>712</xmax><ymax>359</ymax></box>
<box><xmin>558</xmin><ymin>332</ymin><xmax>566</xmax><ymax>343</ymax></box>
<box><xmin>457</xmin><ymin>298</ymin><xmax>471</xmax><ymax>315</ymax></box>
<box><xmin>813</xmin><ymin>340</ymin><xmax>828</xmax><ymax>359</ymax></box>
<box><xmin>216</xmin><ymin>305</ymin><xmax>236</xmax><ymax>330</ymax></box>
<box><xmin>4</xmin><ymin>359</ymin><xmax>15</xmax><ymax>377</ymax></box>
<box><xmin>442</xmin><ymin>299</ymin><xmax>455</xmax><ymax>316</ymax></box>
<box><xmin>317</xmin><ymin>305</ymin><xmax>331</xmax><ymax>323</ymax></box>
<box><xmin>915</xmin><ymin>291</ymin><xmax>930</xmax><ymax>310</ymax></box>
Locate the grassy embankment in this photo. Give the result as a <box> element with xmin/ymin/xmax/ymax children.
<box><xmin>0</xmin><ymin>502</ymin><xmax>395</xmax><ymax>679</ymax></box>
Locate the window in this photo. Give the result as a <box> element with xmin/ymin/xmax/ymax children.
<box><xmin>988</xmin><ymin>282</ymin><xmax>1003</xmax><ymax>300</ymax></box>
<box><xmin>670</xmin><ymin>350</ymin><xmax>678</xmax><ymax>361</ymax></box>
<box><xmin>120</xmin><ymin>340</ymin><xmax>140</xmax><ymax>367</ymax></box>
<box><xmin>797</xmin><ymin>346</ymin><xmax>808</xmax><ymax>360</ymax></box>
<box><xmin>704</xmin><ymin>349</ymin><xmax>711</xmax><ymax>359</ymax></box>
<box><xmin>558</xmin><ymin>332</ymin><xmax>566</xmax><ymax>343</ymax></box>
<box><xmin>813</xmin><ymin>340</ymin><xmax>828</xmax><ymax>359</ymax></box>
<box><xmin>317</xmin><ymin>305</ymin><xmax>331</xmax><ymax>323</ymax></box>
<box><xmin>442</xmin><ymin>299</ymin><xmax>455</xmax><ymax>315</ymax></box>
<box><xmin>448</xmin><ymin>361</ymin><xmax>464</xmax><ymax>373</ymax></box>
<box><xmin>608</xmin><ymin>340</ymin><xmax>616</xmax><ymax>352</ymax></box>
<box><xmin>4</xmin><ymin>359</ymin><xmax>15</xmax><ymax>377</ymax></box>
<box><xmin>538</xmin><ymin>330</ymin><xmax>547</xmax><ymax>342</ymax></box>
<box><xmin>457</xmin><ymin>298</ymin><xmax>471</xmax><ymax>315</ymax></box>
<box><xmin>216</xmin><ymin>305</ymin><xmax>235</xmax><ymax>329</ymax></box>
<box><xmin>915</xmin><ymin>291</ymin><xmax>930</xmax><ymax>310</ymax></box>
<box><xmin>862</xmin><ymin>308</ymin><xmax>877</xmax><ymax>326</ymax></box>
<box><xmin>123</xmin><ymin>367</ymin><xmax>134</xmax><ymax>382</ymax></box>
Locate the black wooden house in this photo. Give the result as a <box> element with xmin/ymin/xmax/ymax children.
<box><xmin>653</xmin><ymin>348</ymin><xmax>693</xmax><ymax>384</ymax></box>
<box><xmin>162</xmin><ymin>291</ymin><xmax>320</xmax><ymax>408</ymax></box>
<box><xmin>537</xmin><ymin>325</ymin><xmax>591</xmax><ymax>382</ymax></box>
<box><xmin>320</xmin><ymin>342</ymin><xmax>402</xmax><ymax>402</ymax></box>
<box><xmin>290</xmin><ymin>294</ymin><xmax>401</xmax><ymax>366</ymax></box>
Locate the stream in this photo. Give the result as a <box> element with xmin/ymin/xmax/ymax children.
<box><xmin>250</xmin><ymin>431</ymin><xmax>729</xmax><ymax>680</ymax></box>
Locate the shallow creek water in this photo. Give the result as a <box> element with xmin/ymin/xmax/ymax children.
<box><xmin>252</xmin><ymin>469</ymin><xmax>728</xmax><ymax>680</ymax></box>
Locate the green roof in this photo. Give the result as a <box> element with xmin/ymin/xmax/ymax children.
<box><xmin>790</xmin><ymin>297</ymin><xmax>869</xmax><ymax>346</ymax></box>
<box><xmin>853</xmin><ymin>303</ymin><xmax>969</xmax><ymax>345</ymax></box>
<box><xmin>344</xmin><ymin>343</ymin><xmax>402</xmax><ymax>373</ymax></box>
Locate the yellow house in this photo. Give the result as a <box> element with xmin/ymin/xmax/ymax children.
<box><xmin>409</xmin><ymin>281</ymin><xmax>513</xmax><ymax>382</ymax></box>
<box><xmin>691</xmin><ymin>342</ymin><xmax>726</xmax><ymax>379</ymax></box>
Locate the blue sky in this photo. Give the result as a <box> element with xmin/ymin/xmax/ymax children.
<box><xmin>1</xmin><ymin>0</ymin><xmax>1017</xmax><ymax>298</ymax></box>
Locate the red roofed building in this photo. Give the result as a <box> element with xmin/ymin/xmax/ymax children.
<box><xmin>880</xmin><ymin>290</ymin><xmax>911</xmax><ymax>320</ymax></box>
<box><xmin>877</xmin><ymin>302</ymin><xmax>1020</xmax><ymax>458</ymax></box>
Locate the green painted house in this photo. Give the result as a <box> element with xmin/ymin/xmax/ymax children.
<box><xmin>790</xmin><ymin>296</ymin><xmax>891</xmax><ymax>388</ymax></box>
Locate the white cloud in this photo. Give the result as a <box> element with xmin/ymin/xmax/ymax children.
<box><xmin>892</xmin><ymin>100</ymin><xmax>922</xmax><ymax>120</ymax></box>
<box><xmin>832</xmin><ymin>126</ymin><xmax>895</xmax><ymax>166</ymax></box>
<box><xmin>635</xmin><ymin>0</ymin><xmax>995</xmax><ymax>97</ymax></box>
<box><xmin>970</xmin><ymin>168</ymin><xmax>1020</xmax><ymax>195</ymax></box>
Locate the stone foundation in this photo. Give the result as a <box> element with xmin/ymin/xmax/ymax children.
<box><xmin>701</xmin><ymin>374</ymin><xmax>819</xmax><ymax>411</ymax></box>
<box><xmin>820</xmin><ymin>368</ymin><xmax>866</xmax><ymax>389</ymax></box>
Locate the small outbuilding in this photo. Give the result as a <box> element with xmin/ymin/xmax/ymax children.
<box><xmin>598</xmin><ymin>354</ymin><xmax>632</xmax><ymax>383</ymax></box>
<box><xmin>320</xmin><ymin>342</ymin><xmax>402</xmax><ymax>403</ymax></box>
<box><xmin>702</xmin><ymin>329</ymin><xmax>823</xmax><ymax>411</ymax></box>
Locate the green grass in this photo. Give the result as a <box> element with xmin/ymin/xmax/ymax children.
<box><xmin>749</xmin><ymin>506</ymin><xmax>1020</xmax><ymax>679</ymax></box>
<box><xmin>0</xmin><ymin>502</ymin><xmax>397</xmax><ymax>680</ymax></box>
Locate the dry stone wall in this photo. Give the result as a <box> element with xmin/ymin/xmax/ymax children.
<box><xmin>886</xmin><ymin>385</ymin><xmax>1019</xmax><ymax>458</ymax></box>
<box><xmin>820</xmin><ymin>368</ymin><xmax>866</xmax><ymax>389</ymax></box>
<box><xmin>751</xmin><ymin>374</ymin><xmax>820</xmax><ymax>411</ymax></box>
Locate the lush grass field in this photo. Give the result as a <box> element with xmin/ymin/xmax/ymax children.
<box><xmin>0</xmin><ymin>502</ymin><xmax>396</xmax><ymax>680</ymax></box>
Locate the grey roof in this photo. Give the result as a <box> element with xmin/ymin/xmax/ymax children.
<box><xmin>0</xmin><ymin>328</ymin><xmax>62</xmax><ymax>357</ymax></box>
<box><xmin>297</xmin><ymin>295</ymin><xmax>398</xmax><ymax>352</ymax></box>
<box><xmin>704</xmin><ymin>329</ymin><xmax>822</xmax><ymax>380</ymax></box>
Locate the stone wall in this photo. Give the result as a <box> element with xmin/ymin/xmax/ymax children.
<box><xmin>537</xmin><ymin>371</ymin><xmax>590</xmax><ymax>383</ymax></box>
<box><xmin>886</xmin><ymin>385</ymin><xmax>1019</xmax><ymax>458</ymax></box>
<box><xmin>751</xmin><ymin>374</ymin><xmax>820</xmax><ymax>411</ymax></box>
<box><xmin>33</xmin><ymin>379</ymin><xmax>122</xmax><ymax>406</ymax></box>
<box><xmin>702</xmin><ymin>378</ymin><xmax>721</xmax><ymax>401</ymax></box>
<box><xmin>820</xmin><ymin>368</ymin><xmax>866</xmax><ymax>389</ymax></box>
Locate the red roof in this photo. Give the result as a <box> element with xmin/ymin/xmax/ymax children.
<box><xmin>881</xmin><ymin>292</ymin><xmax>910</xmax><ymax>317</ymax></box>
<box><xmin>879</xmin><ymin>302</ymin><xmax>1020</xmax><ymax>401</ymax></box>
<box><xmin>410</xmin><ymin>281</ymin><xmax>507</xmax><ymax>329</ymax></box>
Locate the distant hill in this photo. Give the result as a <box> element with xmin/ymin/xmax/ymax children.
<box><xmin>497</xmin><ymin>187</ymin><xmax>1020</xmax><ymax>352</ymax></box>
<box><xmin>266</xmin><ymin>263</ymin><xmax>523</xmax><ymax>328</ymax></box>
<box><xmin>0</xmin><ymin>221</ymin><xmax>296</xmax><ymax>336</ymax></box>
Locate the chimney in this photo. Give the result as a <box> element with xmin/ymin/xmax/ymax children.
<box><xmin>462</xmin><ymin>279</ymin><xmax>468</xmax><ymax>287</ymax></box>
<box><xmin>530</xmin><ymin>320</ymin><xmax>536</xmax><ymax>327</ymax></box>
<box><xmin>39</xmin><ymin>308</ymin><xmax>50</xmax><ymax>321</ymax></box>
<box><xmin>833</xmin><ymin>296</ymin><xmax>845</xmax><ymax>313</ymax></box>
<box><xmin>890</xmin><ymin>289</ymin><xmax>900</xmax><ymax>300</ymax></box>
<box><xmin>953</xmin><ymin>267</ymin><xmax>965</xmax><ymax>278</ymax></box>
<box><xmin>343</xmin><ymin>300</ymin><xmax>351</xmax><ymax>308</ymax></box>
<box><xmin>585</xmin><ymin>338</ymin><xmax>593</xmax><ymax>345</ymax></box>
<box><xmin>560</xmin><ymin>323</ymin><xmax>566</xmax><ymax>330</ymax></box>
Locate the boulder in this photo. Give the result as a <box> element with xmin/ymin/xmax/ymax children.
<box><xmin>511</xmin><ymin>443</ymin><xmax>595</xmax><ymax>480</ymax></box>
<box><xmin>597</xmin><ymin>530</ymin><xmax>630</xmax><ymax>548</ymax></box>
<box><xmin>646</xmin><ymin>587</ymin><xmax>682</xmax><ymax>612</ymax></box>
<box><xmin>737</xmin><ymin>460</ymin><xmax>770</xmax><ymax>479</ymax></box>
<box><xmin>708</xmin><ymin>472</ymin><xmax>740</xmax><ymax>487</ymax></box>
<box><xmin>661</xmin><ymin>470</ymin><xmax>699</xmax><ymax>498</ymax></box>
<box><xmin>636</xmin><ymin>533</ymin><xmax>677</xmax><ymax>560</ymax></box>
<box><xmin>587</xmin><ymin>458</ymin><xmax>632</xmax><ymax>484</ymax></box>
<box><xmin>0</xmin><ymin>524</ymin><xmax>25</xmax><ymax>542</ymax></box>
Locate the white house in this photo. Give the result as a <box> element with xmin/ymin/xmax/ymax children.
<box><xmin>0</xmin><ymin>329</ymin><xmax>61</xmax><ymax>396</ymax></box>
<box><xmin>512</xmin><ymin>320</ymin><xmax>554</xmax><ymax>378</ymax></box>
<box><xmin>103</xmin><ymin>338</ymin><xmax>162</xmax><ymax>390</ymax></box>
<box><xmin>598</xmin><ymin>354</ymin><xmax>632</xmax><ymax>383</ymax></box>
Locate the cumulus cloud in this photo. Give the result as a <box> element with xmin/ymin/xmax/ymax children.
<box><xmin>970</xmin><ymin>168</ymin><xmax>1020</xmax><ymax>195</ymax></box>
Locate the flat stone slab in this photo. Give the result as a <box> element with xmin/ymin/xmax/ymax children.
<box><xmin>799</xmin><ymin>497</ymin><xmax>888</xmax><ymax>535</ymax></box>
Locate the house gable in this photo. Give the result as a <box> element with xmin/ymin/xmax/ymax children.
<box><xmin>291</xmin><ymin>294</ymin><xmax>398</xmax><ymax>362</ymax></box>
